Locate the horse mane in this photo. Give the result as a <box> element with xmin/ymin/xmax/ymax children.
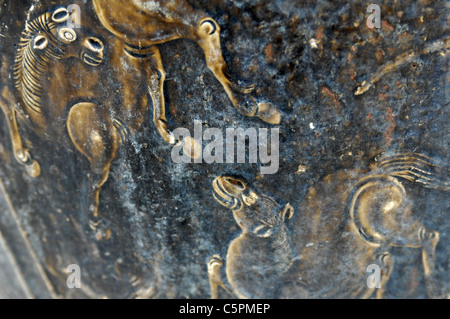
<box><xmin>251</xmin><ymin>193</ymin><xmax>294</xmax><ymax>273</ymax></box>
<box><xmin>374</xmin><ymin>153</ymin><xmax>450</xmax><ymax>191</ymax></box>
<box><xmin>13</xmin><ymin>11</ymin><xmax>66</xmax><ymax>114</ymax></box>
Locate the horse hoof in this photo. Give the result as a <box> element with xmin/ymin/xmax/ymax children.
<box><xmin>89</xmin><ymin>219</ymin><xmax>111</xmax><ymax>241</ymax></box>
<box><xmin>166</xmin><ymin>132</ymin><xmax>176</xmax><ymax>145</ymax></box>
<box><xmin>207</xmin><ymin>255</ymin><xmax>224</xmax><ymax>273</ymax></box>
<box><xmin>256</xmin><ymin>102</ymin><xmax>281</xmax><ymax>125</ymax></box>
<box><xmin>94</xmin><ymin>228</ymin><xmax>111</xmax><ymax>241</ymax></box>
<box><xmin>25</xmin><ymin>160</ymin><xmax>41</xmax><ymax>178</ymax></box>
<box><xmin>156</xmin><ymin>120</ymin><xmax>176</xmax><ymax>144</ymax></box>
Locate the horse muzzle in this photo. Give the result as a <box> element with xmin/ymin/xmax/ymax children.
<box><xmin>81</xmin><ymin>37</ymin><xmax>104</xmax><ymax>67</ymax></box>
<box><xmin>212</xmin><ymin>176</ymin><xmax>247</xmax><ymax>210</ymax></box>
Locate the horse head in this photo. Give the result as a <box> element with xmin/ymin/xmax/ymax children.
<box><xmin>41</xmin><ymin>7</ymin><xmax>104</xmax><ymax>66</ymax></box>
<box><xmin>212</xmin><ymin>176</ymin><xmax>294</xmax><ymax>237</ymax></box>
<box><xmin>14</xmin><ymin>6</ymin><xmax>105</xmax><ymax>114</ymax></box>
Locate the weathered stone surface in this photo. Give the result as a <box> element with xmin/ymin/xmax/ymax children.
<box><xmin>0</xmin><ymin>0</ymin><xmax>448</xmax><ymax>298</ymax></box>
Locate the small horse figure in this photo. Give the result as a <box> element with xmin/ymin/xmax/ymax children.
<box><xmin>209</xmin><ymin>175</ymin><xmax>295</xmax><ymax>299</ymax></box>
<box><xmin>208</xmin><ymin>153</ymin><xmax>448</xmax><ymax>298</ymax></box>
<box><xmin>1</xmin><ymin>2</ymin><xmax>282</xmax><ymax>237</ymax></box>
<box><xmin>92</xmin><ymin>0</ymin><xmax>282</xmax><ymax>135</ymax></box>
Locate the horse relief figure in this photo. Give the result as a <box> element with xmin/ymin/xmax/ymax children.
<box><xmin>0</xmin><ymin>5</ymin><xmax>183</xmax><ymax>238</ymax></box>
<box><xmin>92</xmin><ymin>0</ymin><xmax>282</xmax><ymax>132</ymax></box>
<box><xmin>0</xmin><ymin>1</ymin><xmax>282</xmax><ymax>237</ymax></box>
<box><xmin>208</xmin><ymin>175</ymin><xmax>295</xmax><ymax>299</ymax></box>
<box><xmin>208</xmin><ymin>153</ymin><xmax>449</xmax><ymax>298</ymax></box>
<box><xmin>0</xmin><ymin>7</ymin><xmax>112</xmax><ymax>232</ymax></box>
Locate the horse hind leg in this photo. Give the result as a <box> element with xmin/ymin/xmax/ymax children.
<box><xmin>0</xmin><ymin>86</ymin><xmax>41</xmax><ymax>177</ymax></box>
<box><xmin>194</xmin><ymin>18</ymin><xmax>281</xmax><ymax>125</ymax></box>
<box><xmin>143</xmin><ymin>46</ymin><xmax>176</xmax><ymax>145</ymax></box>
<box><xmin>123</xmin><ymin>44</ymin><xmax>175</xmax><ymax>145</ymax></box>
<box><xmin>67</xmin><ymin>102</ymin><xmax>119</xmax><ymax>239</ymax></box>
<box><xmin>390</xmin><ymin>225</ymin><xmax>441</xmax><ymax>298</ymax></box>
<box><xmin>385</xmin><ymin>223</ymin><xmax>440</xmax><ymax>297</ymax></box>
<box><xmin>419</xmin><ymin>227</ymin><xmax>441</xmax><ymax>298</ymax></box>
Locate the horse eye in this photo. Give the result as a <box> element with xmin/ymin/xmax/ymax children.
<box><xmin>86</xmin><ymin>37</ymin><xmax>103</xmax><ymax>52</ymax></box>
<box><xmin>253</xmin><ymin>225</ymin><xmax>272</xmax><ymax>238</ymax></box>
<box><xmin>33</xmin><ymin>35</ymin><xmax>48</xmax><ymax>50</ymax></box>
<box><xmin>242</xmin><ymin>193</ymin><xmax>256</xmax><ymax>206</ymax></box>
<box><xmin>52</xmin><ymin>8</ymin><xmax>69</xmax><ymax>23</ymax></box>
<box><xmin>58</xmin><ymin>28</ymin><xmax>77</xmax><ymax>43</ymax></box>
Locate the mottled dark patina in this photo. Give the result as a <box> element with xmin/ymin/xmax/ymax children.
<box><xmin>0</xmin><ymin>0</ymin><xmax>448</xmax><ymax>298</ymax></box>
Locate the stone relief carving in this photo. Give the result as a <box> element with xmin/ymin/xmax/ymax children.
<box><xmin>0</xmin><ymin>2</ymin><xmax>281</xmax><ymax>238</ymax></box>
<box><xmin>0</xmin><ymin>1</ymin><xmax>447</xmax><ymax>299</ymax></box>
<box><xmin>208</xmin><ymin>153</ymin><xmax>449</xmax><ymax>298</ymax></box>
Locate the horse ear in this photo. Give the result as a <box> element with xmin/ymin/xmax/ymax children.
<box><xmin>52</xmin><ymin>7</ymin><xmax>70</xmax><ymax>23</ymax></box>
<box><xmin>280</xmin><ymin>203</ymin><xmax>294</xmax><ymax>221</ymax></box>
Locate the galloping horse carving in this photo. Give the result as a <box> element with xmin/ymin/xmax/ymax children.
<box><xmin>92</xmin><ymin>0</ymin><xmax>282</xmax><ymax>133</ymax></box>
<box><xmin>0</xmin><ymin>7</ymin><xmax>116</xmax><ymax>232</ymax></box>
<box><xmin>0</xmin><ymin>2</ymin><xmax>281</xmax><ymax>238</ymax></box>
<box><xmin>208</xmin><ymin>153</ymin><xmax>449</xmax><ymax>298</ymax></box>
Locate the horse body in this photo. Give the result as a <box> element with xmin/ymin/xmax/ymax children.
<box><xmin>209</xmin><ymin>176</ymin><xmax>297</xmax><ymax>299</ymax></box>
<box><xmin>287</xmin><ymin>170</ymin><xmax>393</xmax><ymax>298</ymax></box>
<box><xmin>209</xmin><ymin>154</ymin><xmax>448</xmax><ymax>298</ymax></box>
<box><xmin>92</xmin><ymin>0</ymin><xmax>201</xmax><ymax>45</ymax></box>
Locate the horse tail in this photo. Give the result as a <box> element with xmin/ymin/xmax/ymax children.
<box><xmin>373</xmin><ymin>153</ymin><xmax>450</xmax><ymax>191</ymax></box>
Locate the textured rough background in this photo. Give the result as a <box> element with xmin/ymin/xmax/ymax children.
<box><xmin>0</xmin><ymin>0</ymin><xmax>448</xmax><ymax>298</ymax></box>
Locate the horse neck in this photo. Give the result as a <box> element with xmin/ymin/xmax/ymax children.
<box><xmin>269</xmin><ymin>224</ymin><xmax>294</xmax><ymax>274</ymax></box>
<box><xmin>14</xmin><ymin>14</ymin><xmax>64</xmax><ymax>115</ymax></box>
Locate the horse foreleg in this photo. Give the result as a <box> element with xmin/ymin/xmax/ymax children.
<box><xmin>0</xmin><ymin>86</ymin><xmax>40</xmax><ymax>177</ymax></box>
<box><xmin>194</xmin><ymin>18</ymin><xmax>281</xmax><ymax>125</ymax></box>
<box><xmin>67</xmin><ymin>102</ymin><xmax>119</xmax><ymax>239</ymax></box>
<box><xmin>375</xmin><ymin>252</ymin><xmax>394</xmax><ymax>299</ymax></box>
<box><xmin>207</xmin><ymin>255</ymin><xmax>234</xmax><ymax>299</ymax></box>
<box><xmin>419</xmin><ymin>227</ymin><xmax>440</xmax><ymax>298</ymax></box>
<box><xmin>144</xmin><ymin>46</ymin><xmax>176</xmax><ymax>145</ymax></box>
